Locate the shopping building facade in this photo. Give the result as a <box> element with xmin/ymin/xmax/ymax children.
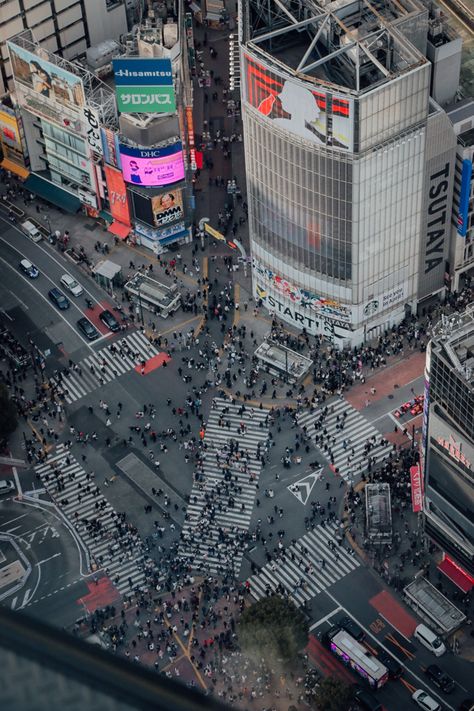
<box><xmin>239</xmin><ymin>0</ymin><xmax>463</xmax><ymax>347</ymax></box>
<box><xmin>423</xmin><ymin>308</ymin><xmax>474</xmax><ymax>580</ymax></box>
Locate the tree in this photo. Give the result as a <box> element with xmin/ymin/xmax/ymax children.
<box><xmin>0</xmin><ymin>384</ymin><xmax>18</xmax><ymax>444</ymax></box>
<box><xmin>238</xmin><ymin>595</ymin><xmax>308</xmax><ymax>663</ymax></box>
<box><xmin>311</xmin><ymin>676</ymin><xmax>354</xmax><ymax>711</ymax></box>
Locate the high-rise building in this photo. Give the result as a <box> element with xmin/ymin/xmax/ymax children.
<box><xmin>0</xmin><ymin>0</ymin><xmax>131</xmax><ymax>96</ymax></box>
<box><xmin>238</xmin><ymin>0</ymin><xmax>463</xmax><ymax>348</ymax></box>
<box><xmin>423</xmin><ymin>308</ymin><xmax>474</xmax><ymax>580</ymax></box>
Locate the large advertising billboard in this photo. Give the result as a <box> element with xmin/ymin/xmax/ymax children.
<box><xmin>8</xmin><ymin>42</ymin><xmax>85</xmax><ymax>111</ymax></box>
<box><xmin>104</xmin><ymin>165</ymin><xmax>131</xmax><ymax>226</ymax></box>
<box><xmin>243</xmin><ymin>53</ymin><xmax>353</xmax><ymax>151</ymax></box>
<box><xmin>119</xmin><ymin>143</ymin><xmax>185</xmax><ymax>187</ymax></box>
<box><xmin>152</xmin><ymin>189</ymin><xmax>184</xmax><ymax>227</ymax></box>
<box><xmin>457</xmin><ymin>159</ymin><xmax>472</xmax><ymax>237</ymax></box>
<box><xmin>112</xmin><ymin>58</ymin><xmax>175</xmax><ymax>114</ymax></box>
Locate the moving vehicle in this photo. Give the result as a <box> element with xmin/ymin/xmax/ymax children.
<box><xmin>339</xmin><ymin>616</ymin><xmax>365</xmax><ymax>642</ymax></box>
<box><xmin>0</xmin><ymin>480</ymin><xmax>15</xmax><ymax>495</ymax></box>
<box><xmin>21</xmin><ymin>220</ymin><xmax>42</xmax><ymax>242</ymax></box>
<box><xmin>60</xmin><ymin>273</ymin><xmax>84</xmax><ymax>297</ymax></box>
<box><xmin>77</xmin><ymin>317</ymin><xmax>99</xmax><ymax>340</ymax></box>
<box><xmin>324</xmin><ymin>627</ymin><xmax>389</xmax><ymax>689</ymax></box>
<box><xmin>377</xmin><ymin>649</ymin><xmax>402</xmax><ymax>679</ymax></box>
<box><xmin>353</xmin><ymin>685</ymin><xmax>382</xmax><ymax>711</ymax></box>
<box><xmin>425</xmin><ymin>664</ymin><xmax>454</xmax><ymax>693</ymax></box>
<box><xmin>48</xmin><ymin>288</ymin><xmax>70</xmax><ymax>310</ymax></box>
<box><xmin>412</xmin><ymin>689</ymin><xmax>442</xmax><ymax>711</ymax></box>
<box><xmin>19</xmin><ymin>258</ymin><xmax>39</xmax><ymax>278</ymax></box>
<box><xmin>99</xmin><ymin>309</ymin><xmax>120</xmax><ymax>332</ymax></box>
<box><xmin>414</xmin><ymin>624</ymin><xmax>446</xmax><ymax>657</ymax></box>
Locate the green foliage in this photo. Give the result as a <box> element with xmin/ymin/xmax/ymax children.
<box><xmin>311</xmin><ymin>676</ymin><xmax>354</xmax><ymax>711</ymax></box>
<box><xmin>238</xmin><ymin>595</ymin><xmax>308</xmax><ymax>663</ymax></box>
<box><xmin>0</xmin><ymin>384</ymin><xmax>17</xmax><ymax>443</ymax></box>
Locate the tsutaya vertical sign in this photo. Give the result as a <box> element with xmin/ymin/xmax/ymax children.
<box><xmin>112</xmin><ymin>58</ymin><xmax>175</xmax><ymax>114</ymax></box>
<box><xmin>425</xmin><ymin>162</ymin><xmax>450</xmax><ymax>274</ymax></box>
<box><xmin>410</xmin><ymin>464</ymin><xmax>424</xmax><ymax>513</ymax></box>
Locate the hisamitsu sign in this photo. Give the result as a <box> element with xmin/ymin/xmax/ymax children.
<box><xmin>113</xmin><ymin>58</ymin><xmax>175</xmax><ymax>114</ymax></box>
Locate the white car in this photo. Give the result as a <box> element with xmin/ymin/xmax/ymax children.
<box><xmin>60</xmin><ymin>273</ymin><xmax>83</xmax><ymax>297</ymax></box>
<box><xmin>412</xmin><ymin>689</ymin><xmax>442</xmax><ymax>711</ymax></box>
<box><xmin>0</xmin><ymin>480</ymin><xmax>15</xmax><ymax>495</ymax></box>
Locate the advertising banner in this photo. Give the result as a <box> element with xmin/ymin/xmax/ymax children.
<box><xmin>119</xmin><ymin>142</ymin><xmax>185</xmax><ymax>187</ymax></box>
<box><xmin>362</xmin><ymin>282</ymin><xmax>408</xmax><ymax>319</ymax></box>
<box><xmin>104</xmin><ymin>165</ymin><xmax>131</xmax><ymax>226</ymax></box>
<box><xmin>204</xmin><ymin>222</ymin><xmax>226</xmax><ymax>241</ymax></box>
<box><xmin>243</xmin><ymin>53</ymin><xmax>353</xmax><ymax>151</ymax></box>
<box><xmin>152</xmin><ymin>189</ymin><xmax>184</xmax><ymax>227</ymax></box>
<box><xmin>457</xmin><ymin>159</ymin><xmax>472</xmax><ymax>237</ymax></box>
<box><xmin>410</xmin><ymin>464</ymin><xmax>424</xmax><ymax>513</ymax></box>
<box><xmin>116</xmin><ymin>85</ymin><xmax>176</xmax><ymax>114</ymax></box>
<box><xmin>8</xmin><ymin>42</ymin><xmax>85</xmax><ymax>111</ymax></box>
<box><xmin>82</xmin><ymin>105</ymin><xmax>103</xmax><ymax>156</ymax></box>
<box><xmin>101</xmin><ymin>127</ymin><xmax>120</xmax><ymax>169</ymax></box>
<box><xmin>113</xmin><ymin>58</ymin><xmax>175</xmax><ymax>114</ymax></box>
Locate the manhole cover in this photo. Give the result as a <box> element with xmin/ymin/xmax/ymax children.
<box><xmin>387</xmin><ymin>394</ymin><xmax>394</xmax><ymax>399</ymax></box>
<box><xmin>393</xmin><ymin>383</ymin><xmax>400</xmax><ymax>388</ymax></box>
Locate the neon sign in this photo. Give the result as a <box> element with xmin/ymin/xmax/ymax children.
<box><xmin>437</xmin><ymin>434</ymin><xmax>471</xmax><ymax>469</ymax></box>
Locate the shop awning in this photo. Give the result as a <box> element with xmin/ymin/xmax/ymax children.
<box><xmin>24</xmin><ymin>174</ymin><xmax>82</xmax><ymax>214</ymax></box>
<box><xmin>437</xmin><ymin>556</ymin><xmax>473</xmax><ymax>594</ymax></box>
<box><xmin>99</xmin><ymin>209</ymin><xmax>113</xmax><ymax>223</ymax></box>
<box><xmin>1</xmin><ymin>159</ymin><xmax>29</xmax><ymax>180</ymax></box>
<box><xmin>108</xmin><ymin>221</ymin><xmax>130</xmax><ymax>239</ymax></box>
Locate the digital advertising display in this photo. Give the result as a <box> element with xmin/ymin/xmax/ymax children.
<box><xmin>243</xmin><ymin>53</ymin><xmax>353</xmax><ymax>151</ymax></box>
<box><xmin>8</xmin><ymin>42</ymin><xmax>86</xmax><ymax>110</ymax></box>
<box><xmin>457</xmin><ymin>159</ymin><xmax>472</xmax><ymax>237</ymax></box>
<box><xmin>119</xmin><ymin>143</ymin><xmax>185</xmax><ymax>187</ymax></box>
<box><xmin>113</xmin><ymin>58</ymin><xmax>175</xmax><ymax>114</ymax></box>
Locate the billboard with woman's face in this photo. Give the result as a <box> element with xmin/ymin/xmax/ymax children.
<box><xmin>7</xmin><ymin>42</ymin><xmax>86</xmax><ymax>111</ymax></box>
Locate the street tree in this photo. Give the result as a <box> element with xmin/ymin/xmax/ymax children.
<box><xmin>0</xmin><ymin>384</ymin><xmax>17</xmax><ymax>445</ymax></box>
<box><xmin>310</xmin><ymin>675</ymin><xmax>354</xmax><ymax>711</ymax></box>
<box><xmin>238</xmin><ymin>595</ymin><xmax>308</xmax><ymax>663</ymax></box>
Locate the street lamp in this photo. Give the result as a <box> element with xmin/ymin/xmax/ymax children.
<box><xmin>43</xmin><ymin>214</ymin><xmax>52</xmax><ymax>237</ymax></box>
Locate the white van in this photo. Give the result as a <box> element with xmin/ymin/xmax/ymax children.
<box><xmin>414</xmin><ymin>624</ymin><xmax>446</xmax><ymax>657</ymax></box>
<box><xmin>21</xmin><ymin>220</ymin><xmax>42</xmax><ymax>243</ymax></box>
<box><xmin>60</xmin><ymin>273</ymin><xmax>84</xmax><ymax>297</ymax></box>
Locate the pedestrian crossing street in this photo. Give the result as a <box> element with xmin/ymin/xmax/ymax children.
<box><xmin>54</xmin><ymin>331</ymin><xmax>160</xmax><ymax>404</ymax></box>
<box><xmin>179</xmin><ymin>398</ymin><xmax>270</xmax><ymax>576</ymax></box>
<box><xmin>297</xmin><ymin>398</ymin><xmax>392</xmax><ymax>481</ymax></box>
<box><xmin>248</xmin><ymin>521</ymin><xmax>360</xmax><ymax>607</ymax></box>
<box><xmin>35</xmin><ymin>444</ymin><xmax>148</xmax><ymax>595</ymax></box>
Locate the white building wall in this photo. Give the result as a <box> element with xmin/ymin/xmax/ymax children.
<box><xmin>83</xmin><ymin>0</ymin><xmax>128</xmax><ymax>48</ymax></box>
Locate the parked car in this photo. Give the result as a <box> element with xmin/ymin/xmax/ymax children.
<box><xmin>60</xmin><ymin>273</ymin><xmax>83</xmax><ymax>297</ymax></box>
<box><xmin>77</xmin><ymin>317</ymin><xmax>99</xmax><ymax>340</ymax></box>
<box><xmin>425</xmin><ymin>664</ymin><xmax>455</xmax><ymax>693</ymax></box>
<box><xmin>21</xmin><ymin>219</ymin><xmax>42</xmax><ymax>242</ymax></box>
<box><xmin>377</xmin><ymin>649</ymin><xmax>402</xmax><ymax>679</ymax></box>
<box><xmin>338</xmin><ymin>616</ymin><xmax>365</xmax><ymax>642</ymax></box>
<box><xmin>19</xmin><ymin>258</ymin><xmax>39</xmax><ymax>278</ymax></box>
<box><xmin>48</xmin><ymin>288</ymin><xmax>70</xmax><ymax>310</ymax></box>
<box><xmin>0</xmin><ymin>480</ymin><xmax>15</xmax><ymax>495</ymax></box>
<box><xmin>99</xmin><ymin>309</ymin><xmax>120</xmax><ymax>332</ymax></box>
<box><xmin>412</xmin><ymin>689</ymin><xmax>442</xmax><ymax>711</ymax></box>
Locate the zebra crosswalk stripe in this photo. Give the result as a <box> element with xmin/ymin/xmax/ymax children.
<box><xmin>34</xmin><ymin>444</ymin><xmax>149</xmax><ymax>594</ymax></box>
<box><xmin>297</xmin><ymin>399</ymin><xmax>392</xmax><ymax>481</ymax></box>
<box><xmin>54</xmin><ymin>331</ymin><xmax>161</xmax><ymax>404</ymax></box>
<box><xmin>248</xmin><ymin>521</ymin><xmax>359</xmax><ymax>607</ymax></box>
<box><xmin>179</xmin><ymin>398</ymin><xmax>269</xmax><ymax>576</ymax></box>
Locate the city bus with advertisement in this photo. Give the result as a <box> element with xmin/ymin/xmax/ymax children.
<box><xmin>324</xmin><ymin>628</ymin><xmax>389</xmax><ymax>689</ymax></box>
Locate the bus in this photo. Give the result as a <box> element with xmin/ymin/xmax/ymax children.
<box><xmin>325</xmin><ymin>628</ymin><xmax>389</xmax><ymax>689</ymax></box>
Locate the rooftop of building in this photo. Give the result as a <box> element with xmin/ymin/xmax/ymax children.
<box><xmin>241</xmin><ymin>0</ymin><xmax>428</xmax><ymax>95</ymax></box>
<box><xmin>445</xmin><ymin>97</ymin><xmax>474</xmax><ymax>125</ymax></box>
<box><xmin>430</xmin><ymin>305</ymin><xmax>474</xmax><ymax>389</ymax></box>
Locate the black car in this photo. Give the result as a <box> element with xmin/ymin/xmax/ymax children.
<box><xmin>378</xmin><ymin>649</ymin><xmax>403</xmax><ymax>679</ymax></box>
<box><xmin>425</xmin><ymin>664</ymin><xmax>455</xmax><ymax>693</ymax></box>
<box><xmin>338</xmin><ymin>616</ymin><xmax>365</xmax><ymax>642</ymax></box>
<box><xmin>77</xmin><ymin>317</ymin><xmax>99</xmax><ymax>341</ymax></box>
<box><xmin>353</xmin><ymin>685</ymin><xmax>383</xmax><ymax>711</ymax></box>
<box><xmin>99</xmin><ymin>309</ymin><xmax>120</xmax><ymax>332</ymax></box>
<box><xmin>48</xmin><ymin>288</ymin><xmax>70</xmax><ymax>310</ymax></box>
